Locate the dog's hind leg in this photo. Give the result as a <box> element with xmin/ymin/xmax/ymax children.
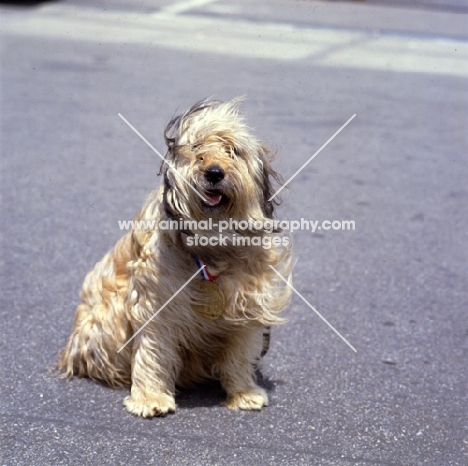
<box><xmin>58</xmin><ymin>234</ymin><xmax>133</xmax><ymax>387</ymax></box>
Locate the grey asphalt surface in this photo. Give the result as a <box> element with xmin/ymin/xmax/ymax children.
<box><xmin>1</xmin><ymin>0</ymin><xmax>468</xmax><ymax>465</ymax></box>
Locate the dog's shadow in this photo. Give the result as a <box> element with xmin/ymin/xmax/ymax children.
<box><xmin>176</xmin><ymin>369</ymin><xmax>277</xmax><ymax>409</ymax></box>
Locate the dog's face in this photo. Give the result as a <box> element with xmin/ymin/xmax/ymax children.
<box><xmin>187</xmin><ymin>134</ymin><xmax>241</xmax><ymax>213</ymax></box>
<box><xmin>161</xmin><ymin>99</ymin><xmax>280</xmax><ymax>223</ymax></box>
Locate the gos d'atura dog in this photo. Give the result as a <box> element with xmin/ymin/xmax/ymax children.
<box><xmin>59</xmin><ymin>98</ymin><xmax>292</xmax><ymax>417</ymax></box>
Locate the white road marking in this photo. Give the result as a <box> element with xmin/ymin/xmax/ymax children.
<box><xmin>2</xmin><ymin>4</ymin><xmax>467</xmax><ymax>76</ymax></box>
<box><xmin>160</xmin><ymin>0</ymin><xmax>219</xmax><ymax>15</ymax></box>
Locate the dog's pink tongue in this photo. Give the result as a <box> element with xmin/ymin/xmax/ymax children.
<box><xmin>205</xmin><ymin>193</ymin><xmax>222</xmax><ymax>206</ymax></box>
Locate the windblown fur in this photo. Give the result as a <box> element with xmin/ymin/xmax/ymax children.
<box><xmin>58</xmin><ymin>98</ymin><xmax>292</xmax><ymax>417</ymax></box>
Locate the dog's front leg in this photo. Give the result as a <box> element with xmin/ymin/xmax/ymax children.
<box><xmin>123</xmin><ymin>330</ymin><xmax>177</xmax><ymax>417</ymax></box>
<box><xmin>218</xmin><ymin>328</ymin><xmax>268</xmax><ymax>411</ymax></box>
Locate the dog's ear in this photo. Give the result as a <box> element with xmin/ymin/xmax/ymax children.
<box><xmin>258</xmin><ymin>144</ymin><xmax>283</xmax><ymax>218</ymax></box>
<box><xmin>158</xmin><ymin>114</ymin><xmax>181</xmax><ymax>177</ymax></box>
<box><xmin>155</xmin><ymin>114</ymin><xmax>181</xmax><ymax>219</ymax></box>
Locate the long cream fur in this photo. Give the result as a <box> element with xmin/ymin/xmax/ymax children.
<box><xmin>58</xmin><ymin>98</ymin><xmax>292</xmax><ymax>417</ymax></box>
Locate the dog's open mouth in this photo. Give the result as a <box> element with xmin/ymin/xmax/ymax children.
<box><xmin>202</xmin><ymin>190</ymin><xmax>224</xmax><ymax>208</ymax></box>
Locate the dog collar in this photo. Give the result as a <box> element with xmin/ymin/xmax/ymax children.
<box><xmin>193</xmin><ymin>257</ymin><xmax>224</xmax><ymax>320</ymax></box>
<box><xmin>195</xmin><ymin>257</ymin><xmax>219</xmax><ymax>282</ymax></box>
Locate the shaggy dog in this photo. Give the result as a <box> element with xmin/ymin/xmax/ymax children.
<box><xmin>58</xmin><ymin>98</ymin><xmax>292</xmax><ymax>417</ymax></box>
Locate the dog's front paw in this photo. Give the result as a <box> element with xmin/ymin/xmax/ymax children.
<box><xmin>123</xmin><ymin>392</ymin><xmax>176</xmax><ymax>417</ymax></box>
<box><xmin>222</xmin><ymin>387</ymin><xmax>268</xmax><ymax>411</ymax></box>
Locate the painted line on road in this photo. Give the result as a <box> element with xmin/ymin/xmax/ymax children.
<box><xmin>2</xmin><ymin>4</ymin><xmax>468</xmax><ymax>76</ymax></box>
<box><xmin>160</xmin><ymin>0</ymin><xmax>219</xmax><ymax>15</ymax></box>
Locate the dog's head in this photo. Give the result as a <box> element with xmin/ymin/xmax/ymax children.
<box><xmin>161</xmin><ymin>98</ymin><xmax>282</xmax><ymax>222</ymax></box>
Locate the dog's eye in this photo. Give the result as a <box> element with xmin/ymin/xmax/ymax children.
<box><xmin>226</xmin><ymin>146</ymin><xmax>239</xmax><ymax>158</ymax></box>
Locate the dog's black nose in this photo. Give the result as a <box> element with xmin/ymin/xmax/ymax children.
<box><xmin>204</xmin><ymin>165</ymin><xmax>225</xmax><ymax>184</ymax></box>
